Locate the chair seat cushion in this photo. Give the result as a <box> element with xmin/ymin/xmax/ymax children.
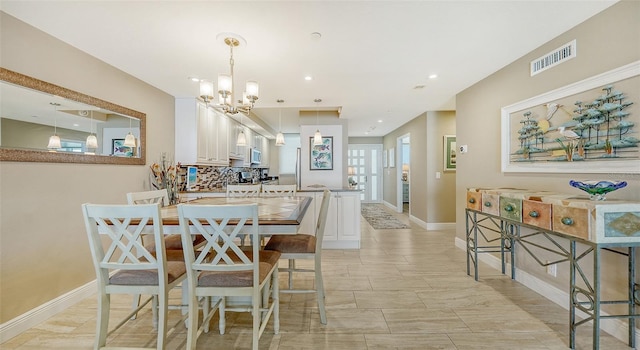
<box><xmin>197</xmin><ymin>250</ymin><xmax>281</xmax><ymax>288</ymax></box>
<box><xmin>109</xmin><ymin>261</ymin><xmax>186</xmax><ymax>285</ymax></box>
<box><xmin>146</xmin><ymin>234</ymin><xmax>206</xmax><ymax>252</ymax></box>
<box><xmin>264</xmin><ymin>234</ymin><xmax>316</xmax><ymax>254</ymax></box>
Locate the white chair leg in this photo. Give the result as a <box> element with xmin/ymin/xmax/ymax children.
<box><xmin>157</xmin><ymin>291</ymin><xmax>168</xmax><ymax>350</ymax></box>
<box><xmin>203</xmin><ymin>297</ymin><xmax>210</xmax><ymax>333</ymax></box>
<box><xmin>96</xmin><ymin>293</ymin><xmax>110</xmax><ymax>349</ymax></box>
<box><xmin>152</xmin><ymin>295</ymin><xmax>159</xmax><ymax>330</ymax></box>
<box><xmin>252</xmin><ymin>294</ymin><xmax>260</xmax><ymax>350</ymax></box>
<box><xmin>130</xmin><ymin>294</ymin><xmax>141</xmax><ymax>320</ymax></box>
<box><xmin>186</xmin><ymin>293</ymin><xmax>199</xmax><ymax>350</ymax></box>
<box><xmin>288</xmin><ymin>259</ymin><xmax>295</xmax><ymax>289</ymax></box>
<box><xmin>273</xmin><ymin>268</ymin><xmax>280</xmax><ymax>334</ymax></box>
<box><xmin>219</xmin><ymin>297</ymin><xmax>226</xmax><ymax>335</ymax></box>
<box><xmin>315</xmin><ymin>259</ymin><xmax>327</xmax><ymax>325</ymax></box>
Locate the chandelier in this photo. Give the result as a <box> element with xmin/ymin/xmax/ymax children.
<box><xmin>199</xmin><ymin>33</ymin><xmax>258</xmax><ymax>147</ymax></box>
<box><xmin>199</xmin><ymin>33</ymin><xmax>259</xmax><ymax>115</ymax></box>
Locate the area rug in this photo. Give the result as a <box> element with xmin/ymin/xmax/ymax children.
<box><xmin>361</xmin><ymin>204</ymin><xmax>410</xmax><ymax>229</ymax></box>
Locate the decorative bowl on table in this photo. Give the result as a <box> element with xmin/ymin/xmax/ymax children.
<box><xmin>569</xmin><ymin>180</ymin><xmax>627</xmax><ymax>201</ymax></box>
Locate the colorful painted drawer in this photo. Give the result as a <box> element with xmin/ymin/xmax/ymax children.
<box><xmin>481</xmin><ymin>193</ymin><xmax>500</xmax><ymax>215</ymax></box>
<box><xmin>466</xmin><ymin>191</ymin><xmax>482</xmax><ymax>211</ymax></box>
<box><xmin>500</xmin><ymin>196</ymin><xmax>522</xmax><ymax>222</ymax></box>
<box><xmin>552</xmin><ymin>204</ymin><xmax>590</xmax><ymax>240</ymax></box>
<box><xmin>522</xmin><ymin>199</ymin><xmax>552</xmax><ymax>230</ymax></box>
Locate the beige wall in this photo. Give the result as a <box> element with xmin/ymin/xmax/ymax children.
<box><xmin>0</xmin><ymin>12</ymin><xmax>176</xmax><ymax>323</ymax></box>
<box><xmin>382</xmin><ymin>111</ymin><xmax>456</xmax><ymax>225</ymax></box>
<box><xmin>455</xmin><ymin>1</ymin><xmax>639</xmax><ymax>300</ymax></box>
<box><xmin>426</xmin><ymin>111</ymin><xmax>456</xmax><ymax>223</ymax></box>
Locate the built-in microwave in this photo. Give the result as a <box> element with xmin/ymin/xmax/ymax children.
<box><xmin>250</xmin><ymin>148</ymin><xmax>261</xmax><ymax>165</ymax></box>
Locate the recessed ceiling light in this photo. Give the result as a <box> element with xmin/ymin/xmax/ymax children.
<box><xmin>377</xmin><ymin>120</ymin><xmax>383</xmax><ymax>123</ymax></box>
<box><xmin>304</xmin><ymin>76</ymin><xmax>313</xmax><ymax>81</ymax></box>
<box><xmin>429</xmin><ymin>74</ymin><xmax>438</xmax><ymax>79</ymax></box>
<box><xmin>188</xmin><ymin>76</ymin><xmax>200</xmax><ymax>82</ymax></box>
<box><xmin>310</xmin><ymin>32</ymin><xmax>322</xmax><ymax>40</ymax></box>
<box><xmin>413</xmin><ymin>85</ymin><xmax>425</xmax><ymax>89</ymax></box>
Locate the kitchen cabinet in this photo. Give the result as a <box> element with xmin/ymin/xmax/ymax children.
<box><xmin>297</xmin><ymin>190</ymin><xmax>361</xmax><ymax>249</ymax></box>
<box><xmin>175</xmin><ymin>98</ymin><xmax>228</xmax><ymax>166</ymax></box>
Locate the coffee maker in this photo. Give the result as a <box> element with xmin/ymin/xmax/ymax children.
<box><xmin>260</xmin><ymin>169</ymin><xmax>269</xmax><ymax>181</ymax></box>
<box><xmin>239</xmin><ymin>171</ymin><xmax>252</xmax><ymax>183</ymax></box>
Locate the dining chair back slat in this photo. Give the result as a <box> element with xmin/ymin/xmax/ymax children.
<box><xmin>226</xmin><ymin>184</ymin><xmax>261</xmax><ymax>197</ymax></box>
<box><xmin>261</xmin><ymin>184</ymin><xmax>297</xmax><ymax>197</ymax></box>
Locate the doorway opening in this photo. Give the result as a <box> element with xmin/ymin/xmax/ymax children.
<box><xmin>348</xmin><ymin>144</ymin><xmax>383</xmax><ymax>203</ymax></box>
<box><xmin>396</xmin><ymin>134</ymin><xmax>410</xmax><ymax>213</ymax></box>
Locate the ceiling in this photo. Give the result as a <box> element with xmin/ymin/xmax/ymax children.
<box><xmin>0</xmin><ymin>1</ymin><xmax>617</xmax><ymax>137</ymax></box>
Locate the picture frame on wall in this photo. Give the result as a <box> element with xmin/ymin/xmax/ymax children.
<box><xmin>501</xmin><ymin>61</ymin><xmax>639</xmax><ymax>174</ymax></box>
<box><xmin>112</xmin><ymin>138</ymin><xmax>133</xmax><ymax>157</ymax></box>
<box><xmin>310</xmin><ymin>136</ymin><xmax>333</xmax><ymax>170</ymax></box>
<box><xmin>444</xmin><ymin>135</ymin><xmax>457</xmax><ymax>171</ymax></box>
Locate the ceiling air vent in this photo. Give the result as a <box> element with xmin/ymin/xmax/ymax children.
<box><xmin>530</xmin><ymin>40</ymin><xmax>576</xmax><ymax>76</ymax></box>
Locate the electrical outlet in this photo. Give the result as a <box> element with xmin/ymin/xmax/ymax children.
<box><xmin>546</xmin><ymin>261</ymin><xmax>557</xmax><ymax>277</ymax></box>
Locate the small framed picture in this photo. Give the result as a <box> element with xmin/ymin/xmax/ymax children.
<box><xmin>112</xmin><ymin>139</ymin><xmax>133</xmax><ymax>157</ymax></box>
<box><xmin>389</xmin><ymin>147</ymin><xmax>395</xmax><ymax>168</ymax></box>
<box><xmin>310</xmin><ymin>136</ymin><xmax>333</xmax><ymax>170</ymax></box>
<box><xmin>383</xmin><ymin>149</ymin><xmax>388</xmax><ymax>168</ymax></box>
<box><xmin>444</xmin><ymin>135</ymin><xmax>456</xmax><ymax>171</ymax></box>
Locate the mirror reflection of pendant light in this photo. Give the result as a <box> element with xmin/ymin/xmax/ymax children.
<box><xmin>47</xmin><ymin>102</ymin><xmax>62</xmax><ymax>150</ymax></box>
<box><xmin>275</xmin><ymin>99</ymin><xmax>285</xmax><ymax>146</ymax></box>
<box><xmin>86</xmin><ymin>110</ymin><xmax>98</xmax><ymax>150</ymax></box>
<box><xmin>313</xmin><ymin>98</ymin><xmax>323</xmax><ymax>146</ymax></box>
<box><xmin>124</xmin><ymin>117</ymin><xmax>136</xmax><ymax>147</ymax></box>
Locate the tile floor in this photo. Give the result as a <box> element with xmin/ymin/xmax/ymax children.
<box><xmin>1</xmin><ymin>205</ymin><xmax>633</xmax><ymax>349</ymax></box>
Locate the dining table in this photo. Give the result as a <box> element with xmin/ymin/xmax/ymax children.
<box><xmin>160</xmin><ymin>195</ymin><xmax>313</xmax><ymax>235</ymax></box>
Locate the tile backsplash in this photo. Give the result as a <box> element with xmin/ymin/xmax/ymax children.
<box><xmin>177</xmin><ymin>166</ymin><xmax>261</xmax><ymax>191</ymax></box>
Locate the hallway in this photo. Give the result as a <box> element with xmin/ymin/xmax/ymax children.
<box><xmin>1</xmin><ymin>205</ymin><xmax>631</xmax><ymax>349</ymax></box>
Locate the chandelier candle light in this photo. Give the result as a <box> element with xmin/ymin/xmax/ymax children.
<box><xmin>47</xmin><ymin>102</ymin><xmax>62</xmax><ymax>150</ymax></box>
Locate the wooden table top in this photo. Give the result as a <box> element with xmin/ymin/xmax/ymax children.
<box><xmin>160</xmin><ymin>196</ymin><xmax>313</xmax><ymax>226</ymax></box>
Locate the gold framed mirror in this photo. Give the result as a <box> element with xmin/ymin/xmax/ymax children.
<box><xmin>0</xmin><ymin>67</ymin><xmax>146</xmax><ymax>165</ymax></box>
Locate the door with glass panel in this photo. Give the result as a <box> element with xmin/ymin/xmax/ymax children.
<box><xmin>348</xmin><ymin>144</ymin><xmax>382</xmax><ymax>203</ymax></box>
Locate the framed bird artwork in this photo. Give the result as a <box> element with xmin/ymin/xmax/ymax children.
<box><xmin>500</xmin><ymin>60</ymin><xmax>640</xmax><ymax>174</ymax></box>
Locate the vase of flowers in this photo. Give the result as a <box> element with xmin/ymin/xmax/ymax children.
<box><xmin>150</xmin><ymin>153</ymin><xmax>179</xmax><ymax>205</ymax></box>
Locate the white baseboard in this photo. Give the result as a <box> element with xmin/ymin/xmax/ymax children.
<box><xmin>382</xmin><ymin>200</ymin><xmax>396</xmax><ymax>211</ymax></box>
<box><xmin>425</xmin><ymin>222</ymin><xmax>456</xmax><ymax>230</ymax></box>
<box><xmin>0</xmin><ymin>280</ymin><xmax>96</xmax><ymax>343</ymax></box>
<box><xmin>454</xmin><ymin>237</ymin><xmax>640</xmax><ymax>345</ymax></box>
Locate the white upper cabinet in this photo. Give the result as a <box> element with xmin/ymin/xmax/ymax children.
<box><xmin>175</xmin><ymin>98</ymin><xmax>229</xmax><ymax>166</ymax></box>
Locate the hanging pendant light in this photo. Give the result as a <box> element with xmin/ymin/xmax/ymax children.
<box><xmin>124</xmin><ymin>117</ymin><xmax>136</xmax><ymax>147</ymax></box>
<box><xmin>313</xmin><ymin>98</ymin><xmax>323</xmax><ymax>146</ymax></box>
<box><xmin>86</xmin><ymin>110</ymin><xmax>98</xmax><ymax>150</ymax></box>
<box><xmin>275</xmin><ymin>99</ymin><xmax>285</xmax><ymax>146</ymax></box>
<box><xmin>47</xmin><ymin>102</ymin><xmax>62</xmax><ymax>150</ymax></box>
<box><xmin>236</xmin><ymin>112</ymin><xmax>247</xmax><ymax>146</ymax></box>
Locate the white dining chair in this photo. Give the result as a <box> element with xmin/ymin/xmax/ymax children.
<box><xmin>82</xmin><ymin>203</ymin><xmax>187</xmax><ymax>349</ymax></box>
<box><xmin>126</xmin><ymin>189</ymin><xmax>205</xmax><ymax>320</ymax></box>
<box><xmin>260</xmin><ymin>184</ymin><xmax>297</xmax><ymax>197</ymax></box>
<box><xmin>264</xmin><ymin>189</ymin><xmax>331</xmax><ymax>324</ymax></box>
<box><xmin>177</xmin><ymin>203</ymin><xmax>280</xmax><ymax>350</ymax></box>
<box><xmin>226</xmin><ymin>184</ymin><xmax>262</xmax><ymax>197</ymax></box>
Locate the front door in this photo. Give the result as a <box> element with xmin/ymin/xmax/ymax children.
<box><xmin>348</xmin><ymin>144</ymin><xmax>383</xmax><ymax>203</ymax></box>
